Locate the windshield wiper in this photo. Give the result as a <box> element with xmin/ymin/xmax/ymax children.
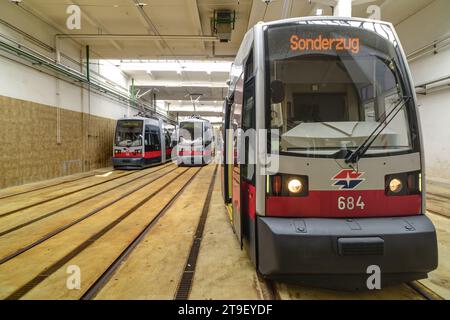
<box><xmin>345</xmin><ymin>96</ymin><xmax>412</xmax><ymax>164</ymax></box>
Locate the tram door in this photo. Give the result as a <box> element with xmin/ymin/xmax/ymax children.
<box><xmin>231</xmin><ymin>52</ymin><xmax>255</xmax><ymax>250</ymax></box>
<box><xmin>231</xmin><ymin>76</ymin><xmax>243</xmax><ymax>244</ymax></box>
<box><xmin>221</xmin><ymin>97</ymin><xmax>232</xmax><ymax>204</ymax></box>
<box><xmin>240</xmin><ymin>77</ymin><xmax>256</xmax><ymax>262</ymax></box>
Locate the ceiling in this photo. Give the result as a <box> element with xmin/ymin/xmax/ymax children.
<box><xmin>16</xmin><ymin>0</ymin><xmax>435</xmax><ymax>60</ymax></box>
<box><xmin>9</xmin><ymin>0</ymin><xmax>435</xmax><ymax>121</ymax></box>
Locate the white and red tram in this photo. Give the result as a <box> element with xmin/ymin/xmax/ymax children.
<box><xmin>221</xmin><ymin>17</ymin><xmax>438</xmax><ymax>289</ymax></box>
<box><xmin>177</xmin><ymin>116</ymin><xmax>213</xmax><ymax>166</ymax></box>
<box><xmin>113</xmin><ymin>116</ymin><xmax>174</xmax><ymax>169</ymax></box>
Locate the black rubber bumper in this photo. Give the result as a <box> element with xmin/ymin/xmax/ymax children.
<box><xmin>112</xmin><ymin>157</ymin><xmax>145</xmax><ymax>169</ymax></box>
<box><xmin>257</xmin><ymin>215</ymin><xmax>438</xmax><ymax>289</ymax></box>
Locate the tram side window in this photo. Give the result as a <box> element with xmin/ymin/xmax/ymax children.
<box><xmin>145</xmin><ymin>126</ymin><xmax>161</xmax><ymax>151</ymax></box>
<box><xmin>165</xmin><ymin>132</ymin><xmax>171</xmax><ymax>148</ymax></box>
<box><xmin>144</xmin><ymin>126</ymin><xmax>151</xmax><ymax>151</ymax></box>
<box><xmin>150</xmin><ymin>131</ymin><xmax>161</xmax><ymax>151</ymax></box>
<box><xmin>204</xmin><ymin>123</ymin><xmax>212</xmax><ymax>147</ymax></box>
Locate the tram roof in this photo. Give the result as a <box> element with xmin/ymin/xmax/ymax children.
<box><xmin>260</xmin><ymin>16</ymin><xmax>393</xmax><ymax>29</ymax></box>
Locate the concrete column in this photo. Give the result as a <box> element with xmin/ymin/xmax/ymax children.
<box><xmin>334</xmin><ymin>0</ymin><xmax>352</xmax><ymax>17</ymax></box>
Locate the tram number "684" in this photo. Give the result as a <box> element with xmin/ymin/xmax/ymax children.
<box><xmin>337</xmin><ymin>196</ymin><xmax>365</xmax><ymax>211</ymax></box>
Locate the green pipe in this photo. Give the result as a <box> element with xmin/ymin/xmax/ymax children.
<box><xmin>0</xmin><ymin>39</ymin><xmax>177</xmax><ymax>124</ymax></box>
<box><xmin>86</xmin><ymin>45</ymin><xmax>90</xmax><ymax>82</ymax></box>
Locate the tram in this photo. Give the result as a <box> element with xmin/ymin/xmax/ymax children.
<box><xmin>221</xmin><ymin>17</ymin><xmax>438</xmax><ymax>289</ymax></box>
<box><xmin>177</xmin><ymin>116</ymin><xmax>213</xmax><ymax>166</ymax></box>
<box><xmin>113</xmin><ymin>116</ymin><xmax>173</xmax><ymax>169</ymax></box>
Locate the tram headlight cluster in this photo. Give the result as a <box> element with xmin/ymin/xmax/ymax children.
<box><xmin>385</xmin><ymin>172</ymin><xmax>421</xmax><ymax>196</ymax></box>
<box><xmin>270</xmin><ymin>175</ymin><xmax>309</xmax><ymax>197</ymax></box>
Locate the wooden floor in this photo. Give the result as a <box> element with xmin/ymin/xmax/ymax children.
<box><xmin>0</xmin><ymin>163</ymin><xmax>448</xmax><ymax>300</ymax></box>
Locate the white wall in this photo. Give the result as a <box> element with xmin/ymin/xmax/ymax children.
<box><xmin>396</xmin><ymin>0</ymin><xmax>450</xmax><ymax>181</ymax></box>
<box><xmin>0</xmin><ymin>2</ymin><xmax>131</xmax><ymax>121</ymax></box>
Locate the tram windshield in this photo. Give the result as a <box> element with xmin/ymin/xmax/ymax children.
<box><xmin>115</xmin><ymin>120</ymin><xmax>143</xmax><ymax>147</ymax></box>
<box><xmin>179</xmin><ymin>122</ymin><xmax>203</xmax><ymax>144</ymax></box>
<box><xmin>266</xmin><ymin>21</ymin><xmax>413</xmax><ymax>157</ymax></box>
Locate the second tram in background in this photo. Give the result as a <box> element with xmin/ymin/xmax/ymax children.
<box><xmin>113</xmin><ymin>116</ymin><xmax>175</xmax><ymax>169</ymax></box>
<box><xmin>221</xmin><ymin>16</ymin><xmax>438</xmax><ymax>289</ymax></box>
<box><xmin>177</xmin><ymin>116</ymin><xmax>213</xmax><ymax>166</ymax></box>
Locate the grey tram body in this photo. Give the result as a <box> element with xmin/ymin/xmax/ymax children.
<box><xmin>113</xmin><ymin>116</ymin><xmax>172</xmax><ymax>169</ymax></box>
<box><xmin>222</xmin><ymin>16</ymin><xmax>438</xmax><ymax>289</ymax></box>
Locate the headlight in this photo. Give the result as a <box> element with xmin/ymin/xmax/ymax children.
<box><xmin>389</xmin><ymin>178</ymin><xmax>403</xmax><ymax>193</ymax></box>
<box><xmin>269</xmin><ymin>174</ymin><xmax>309</xmax><ymax>197</ymax></box>
<box><xmin>386</xmin><ymin>172</ymin><xmax>421</xmax><ymax>196</ymax></box>
<box><xmin>288</xmin><ymin>179</ymin><xmax>303</xmax><ymax>193</ymax></box>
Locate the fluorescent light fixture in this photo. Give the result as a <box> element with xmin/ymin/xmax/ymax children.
<box><xmin>120</xmin><ymin>60</ymin><xmax>232</xmax><ymax>73</ymax></box>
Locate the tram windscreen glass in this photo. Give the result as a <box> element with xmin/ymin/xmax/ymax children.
<box><xmin>179</xmin><ymin>122</ymin><xmax>203</xmax><ymax>143</ymax></box>
<box><xmin>266</xmin><ymin>21</ymin><xmax>413</xmax><ymax>157</ymax></box>
<box><xmin>115</xmin><ymin>120</ymin><xmax>143</xmax><ymax>147</ymax></box>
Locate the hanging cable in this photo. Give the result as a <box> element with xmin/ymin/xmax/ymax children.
<box><xmin>262</xmin><ymin>1</ymin><xmax>270</xmax><ymax>21</ymax></box>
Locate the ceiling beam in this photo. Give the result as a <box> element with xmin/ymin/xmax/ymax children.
<box><xmin>185</xmin><ymin>0</ymin><xmax>207</xmax><ymax>55</ymax></box>
<box><xmin>70</xmin><ymin>0</ymin><xmax>122</xmax><ymax>51</ymax></box>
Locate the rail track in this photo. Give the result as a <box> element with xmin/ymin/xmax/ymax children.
<box><xmin>0</xmin><ymin>164</ymin><xmax>175</xmax><ymax>239</ymax></box>
<box><xmin>174</xmin><ymin>166</ymin><xmax>218</xmax><ymax>300</ymax></box>
<box><xmin>0</xmin><ymin>165</ymin><xmax>181</xmax><ymax>265</ymax></box>
<box><xmin>0</xmin><ymin>164</ymin><xmax>220</xmax><ymax>300</ymax></box>
<box><xmin>0</xmin><ymin>164</ymin><xmax>173</xmax><ymax>217</ymax></box>
<box><xmin>0</xmin><ymin>164</ymin><xmax>446</xmax><ymax>300</ymax></box>
<box><xmin>406</xmin><ymin>281</ymin><xmax>444</xmax><ymax>300</ymax></box>
<box><xmin>0</xmin><ymin>168</ymin><xmax>114</xmax><ymax>200</ymax></box>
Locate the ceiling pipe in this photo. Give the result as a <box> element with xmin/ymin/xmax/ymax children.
<box><xmin>0</xmin><ymin>37</ymin><xmax>177</xmax><ymax>124</ymax></box>
<box><xmin>55</xmin><ymin>34</ymin><xmax>220</xmax><ymax>42</ymax></box>
<box><xmin>131</xmin><ymin>0</ymin><xmax>167</xmax><ymax>51</ymax></box>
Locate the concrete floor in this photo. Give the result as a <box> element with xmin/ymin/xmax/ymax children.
<box><xmin>0</xmin><ymin>163</ymin><xmax>448</xmax><ymax>300</ymax></box>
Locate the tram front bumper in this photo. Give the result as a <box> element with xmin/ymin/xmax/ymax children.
<box><xmin>257</xmin><ymin>215</ymin><xmax>438</xmax><ymax>289</ymax></box>
<box><xmin>177</xmin><ymin>155</ymin><xmax>209</xmax><ymax>166</ymax></box>
<box><xmin>113</xmin><ymin>157</ymin><xmax>145</xmax><ymax>169</ymax></box>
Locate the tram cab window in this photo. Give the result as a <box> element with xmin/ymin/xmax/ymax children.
<box><xmin>266</xmin><ymin>23</ymin><xmax>413</xmax><ymax>157</ymax></box>
<box><xmin>115</xmin><ymin>120</ymin><xmax>143</xmax><ymax>147</ymax></box>
<box><xmin>179</xmin><ymin>122</ymin><xmax>203</xmax><ymax>143</ymax></box>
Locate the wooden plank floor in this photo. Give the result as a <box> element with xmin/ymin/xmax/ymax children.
<box><xmin>95</xmin><ymin>165</ymin><xmax>214</xmax><ymax>299</ymax></box>
<box><xmin>0</xmin><ymin>163</ymin><xmax>199</xmax><ymax>299</ymax></box>
<box><xmin>189</xmin><ymin>170</ymin><xmax>262</xmax><ymax>300</ymax></box>
<box><xmin>0</xmin><ymin>163</ymin><xmax>448</xmax><ymax>300</ymax></box>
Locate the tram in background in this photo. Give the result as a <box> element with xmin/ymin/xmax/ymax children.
<box><xmin>113</xmin><ymin>116</ymin><xmax>174</xmax><ymax>169</ymax></box>
<box><xmin>177</xmin><ymin>116</ymin><xmax>213</xmax><ymax>166</ymax></box>
<box><xmin>221</xmin><ymin>17</ymin><xmax>438</xmax><ymax>289</ymax></box>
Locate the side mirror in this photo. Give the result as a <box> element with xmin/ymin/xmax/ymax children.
<box><xmin>271</xmin><ymin>80</ymin><xmax>285</xmax><ymax>104</ymax></box>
